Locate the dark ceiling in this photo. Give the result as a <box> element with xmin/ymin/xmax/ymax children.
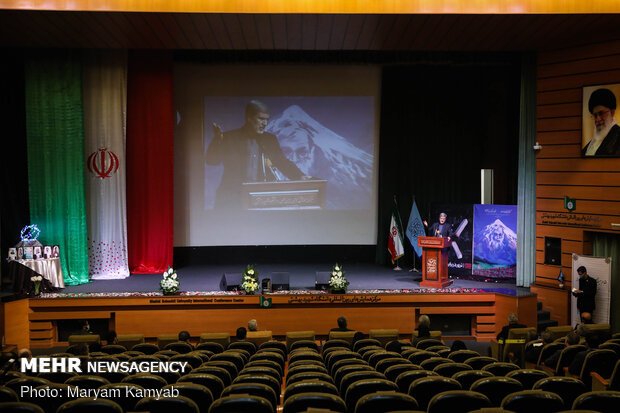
<box><xmin>1</xmin><ymin>10</ymin><xmax>619</xmax><ymax>51</ymax></box>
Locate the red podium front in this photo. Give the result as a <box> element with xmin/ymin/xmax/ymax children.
<box><xmin>418</xmin><ymin>236</ymin><xmax>452</xmax><ymax>288</ymax></box>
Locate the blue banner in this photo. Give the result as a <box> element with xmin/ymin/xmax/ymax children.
<box><xmin>405</xmin><ymin>201</ymin><xmax>426</xmax><ymax>257</ymax></box>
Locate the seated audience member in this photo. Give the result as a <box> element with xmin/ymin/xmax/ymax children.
<box><xmin>178</xmin><ymin>330</ymin><xmax>194</xmax><ymax>348</ymax></box>
<box><xmin>248</xmin><ymin>319</ymin><xmax>258</xmax><ymax>332</ymax></box>
<box><xmin>0</xmin><ymin>351</ymin><xmax>19</xmax><ymax>373</ymax></box>
<box><xmin>236</xmin><ymin>327</ymin><xmax>247</xmax><ymax>341</ymax></box>
<box><xmin>525</xmin><ymin>330</ymin><xmax>553</xmax><ymax>364</ymax></box>
<box><xmin>543</xmin><ymin>331</ymin><xmax>580</xmax><ymax>369</ymax></box>
<box><xmin>497</xmin><ymin>313</ymin><xmax>526</xmax><ymax>341</ymax></box>
<box><xmin>568</xmin><ymin>332</ymin><xmax>600</xmax><ymax>375</ymax></box>
<box><xmin>413</xmin><ymin>314</ymin><xmax>432</xmax><ymax>345</ymax></box>
<box><xmin>106</xmin><ymin>330</ymin><xmax>118</xmax><ymax>345</ymax></box>
<box><xmin>575</xmin><ymin>323</ymin><xmax>590</xmax><ymax>337</ymax></box>
<box><xmin>71</xmin><ymin>343</ymin><xmax>89</xmax><ymax>356</ymax></box>
<box><xmin>18</xmin><ymin>348</ymin><xmax>32</xmax><ymax>362</ymax></box>
<box><xmin>330</xmin><ymin>316</ymin><xmax>354</xmax><ymax>332</ymax></box>
<box><xmin>73</xmin><ymin>319</ymin><xmax>93</xmax><ymax>336</ymax></box>
<box><xmin>450</xmin><ymin>340</ymin><xmax>467</xmax><ymax>352</ymax></box>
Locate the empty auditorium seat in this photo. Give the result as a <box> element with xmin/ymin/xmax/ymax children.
<box><xmin>209</xmin><ymin>394</ymin><xmax>274</xmax><ymax>413</ymax></box>
<box><xmin>258</xmin><ymin>340</ymin><xmax>288</xmax><ymax>357</ymax></box>
<box><xmin>122</xmin><ymin>373</ymin><xmax>167</xmax><ymax>390</ymax></box>
<box><xmin>465</xmin><ymin>356</ymin><xmax>498</xmax><ymax>370</ymax></box>
<box><xmin>545</xmin><ymin>325</ymin><xmax>574</xmax><ymax>342</ymax></box>
<box><xmin>505</xmin><ymin>368</ymin><xmax>550</xmax><ymax>390</ymax></box>
<box><xmin>36</xmin><ymin>371</ymin><xmax>77</xmax><ymax>384</ymax></box>
<box><xmin>67</xmin><ymin>334</ymin><xmax>100</xmax><ymax>346</ymax></box>
<box><xmin>246</xmin><ymin>331</ymin><xmax>273</xmax><ymax>348</ymax></box>
<box><xmin>196</xmin><ymin>341</ymin><xmax>225</xmax><ymax>353</ymax></box>
<box><xmin>328</xmin><ymin>331</ymin><xmax>357</xmax><ymax>344</ymax></box>
<box><xmin>229</xmin><ymin>340</ymin><xmax>257</xmax><ymax>355</ymax></box>
<box><xmin>383</xmin><ymin>363</ymin><xmax>421</xmax><ymax>382</ymax></box>
<box><xmin>65</xmin><ymin>375</ymin><xmax>110</xmax><ymax>390</ymax></box>
<box><xmin>451</xmin><ymin>369</ymin><xmax>494</xmax><ymax>390</ymax></box>
<box><xmin>369</xmin><ymin>329</ymin><xmax>399</xmax><ymax>347</ymax></box>
<box><xmin>330</xmin><ymin>358</ymin><xmax>369</xmax><ymax>377</ymax></box>
<box><xmin>447</xmin><ymin>349</ymin><xmax>480</xmax><ymax>363</ymax></box>
<box><xmin>571</xmin><ymin>390</ymin><xmax>620</xmax><ymax>413</ymax></box>
<box><xmin>135</xmin><ymin>395</ymin><xmax>199</xmax><ymax>413</ymax></box>
<box><xmin>286</xmin><ymin>364</ymin><xmax>329</xmax><ymax>381</ymax></box>
<box><xmin>407</xmin><ymin>350</ymin><xmax>439</xmax><ymax>365</ymax></box>
<box><xmin>251</xmin><ymin>351</ymin><xmax>286</xmax><ymax>371</ymax></box>
<box><xmin>210</xmin><ymin>351</ymin><xmax>245</xmax><ymax>372</ymax></box>
<box><xmin>408</xmin><ymin>376</ymin><xmax>462</xmax><ymax>410</ymax></box>
<box><xmin>286</xmin><ymin>371</ymin><xmax>334</xmax><ymax>387</ymax></box>
<box><xmin>282</xmin><ymin>392</ymin><xmax>346</xmax><ymax>413</ymax></box>
<box><xmin>420</xmin><ymin>357</ymin><xmax>454</xmax><ymax>371</ymax></box>
<box><xmin>345</xmin><ymin>378</ymin><xmax>398</xmax><ymax>413</ymax></box>
<box><xmin>426</xmin><ymin>390</ymin><xmax>491</xmax><ymax>413</ymax></box>
<box><xmin>433</xmin><ymin>362</ymin><xmax>472</xmax><ymax>377</ymax></box>
<box><xmin>354</xmin><ymin>390</ymin><xmax>419</xmax><ymax>413</ymax></box>
<box><xmin>481</xmin><ymin>362</ymin><xmax>520</xmax><ymax>376</ymax></box>
<box><xmin>164</xmin><ymin>341</ymin><xmax>194</xmax><ymax>354</ymax></box>
<box><xmin>199</xmin><ymin>333</ymin><xmax>231</xmax><ymax>348</ymax></box>
<box><xmin>56</xmin><ymin>398</ymin><xmax>123</xmax><ymax>413</ymax></box>
<box><xmin>233</xmin><ymin>373</ymin><xmax>281</xmax><ymax>398</ymax></box>
<box><xmin>240</xmin><ymin>366</ymin><xmax>281</xmax><ymax>382</ymax></box>
<box><xmin>116</xmin><ymin>334</ymin><xmax>144</xmax><ymax>350</ymax></box>
<box><xmin>324</xmin><ymin>339</ymin><xmax>352</xmax><ymax>352</ymax></box>
<box><xmin>469</xmin><ymin>376</ymin><xmax>523</xmax><ymax>406</ymax></box>
<box><xmin>192</xmin><ymin>365</ymin><xmax>232</xmax><ymax>386</ymax></box>
<box><xmin>532</xmin><ymin>376</ymin><xmax>587</xmax><ymax>410</ymax></box>
<box><xmin>283</xmin><ymin>379</ymin><xmax>340</xmax><ymax>403</ymax></box>
<box><xmin>178</xmin><ymin>373</ymin><xmax>225</xmax><ymax>398</ymax></box>
<box><xmin>339</xmin><ymin>370</ymin><xmax>386</xmax><ymax>397</ymax></box>
<box><xmin>131</xmin><ymin>343</ymin><xmax>159</xmax><ymax>354</ymax></box>
<box><xmin>245</xmin><ymin>359</ymin><xmax>284</xmax><ymax>377</ymax></box>
<box><xmin>162</xmin><ymin>382</ymin><xmax>213</xmax><ymax>412</ymax></box>
<box><xmin>415</xmin><ymin>338</ymin><xmax>443</xmax><ymax>350</ymax></box>
<box><xmin>375</xmin><ymin>357</ymin><xmax>412</xmax><ymax>373</ymax></box>
<box><xmin>501</xmin><ymin>390</ymin><xmax>565</xmax><ymax>413</ymax></box>
<box><xmin>394</xmin><ymin>369</ymin><xmax>437</xmax><ymax>393</ymax></box>
<box><xmin>23</xmin><ymin>383</ymin><xmax>76</xmax><ymax>413</ymax></box>
<box><xmin>0</xmin><ymin>402</ymin><xmax>44</xmax><ymax>413</ymax></box>
<box><xmin>221</xmin><ymin>382</ymin><xmax>277</xmax><ymax>411</ymax></box>
<box><xmin>100</xmin><ymin>344</ymin><xmax>126</xmax><ymax>355</ymax></box>
<box><xmin>0</xmin><ymin>386</ymin><xmax>18</xmax><ymax>403</ymax></box>
<box><xmin>286</xmin><ymin>331</ymin><xmax>316</xmax><ymax>351</ymax></box>
<box><xmin>203</xmin><ymin>359</ymin><xmax>239</xmax><ymax>379</ymax></box>
<box><xmin>333</xmin><ymin>364</ymin><xmax>375</xmax><ymax>389</ymax></box>
<box><xmin>368</xmin><ymin>351</ymin><xmax>402</xmax><ymax>368</ymax></box>
<box><xmin>353</xmin><ymin>339</ymin><xmax>382</xmax><ymax>353</ymax></box>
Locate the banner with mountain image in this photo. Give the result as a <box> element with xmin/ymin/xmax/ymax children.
<box><xmin>472</xmin><ymin>204</ymin><xmax>518</xmax><ymax>279</ymax></box>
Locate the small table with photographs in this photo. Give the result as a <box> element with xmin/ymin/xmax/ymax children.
<box><xmin>16</xmin><ymin>258</ymin><xmax>65</xmax><ymax>289</ymax></box>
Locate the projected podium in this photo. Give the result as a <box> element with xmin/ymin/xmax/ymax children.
<box><xmin>418</xmin><ymin>236</ymin><xmax>452</xmax><ymax>288</ymax></box>
<box><xmin>241</xmin><ymin>179</ymin><xmax>327</xmax><ymax>210</ymax></box>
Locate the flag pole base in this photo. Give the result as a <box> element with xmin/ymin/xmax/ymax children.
<box><xmin>409</xmin><ymin>268</ymin><xmax>419</xmax><ymax>272</ymax></box>
<box><xmin>393</xmin><ymin>266</ymin><xmax>402</xmax><ymax>271</ymax></box>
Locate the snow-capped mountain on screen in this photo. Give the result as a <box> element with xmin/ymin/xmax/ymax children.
<box><xmin>267</xmin><ymin>105</ymin><xmax>373</xmax><ymax>209</ymax></box>
<box><xmin>473</xmin><ymin>218</ymin><xmax>517</xmax><ymax>265</ymax></box>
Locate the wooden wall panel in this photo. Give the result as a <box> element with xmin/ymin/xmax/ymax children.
<box><xmin>3</xmin><ymin>299</ymin><xmax>30</xmax><ymax>350</ymax></box>
<box><xmin>535</xmin><ymin>39</ymin><xmax>620</xmax><ymax>323</ymax></box>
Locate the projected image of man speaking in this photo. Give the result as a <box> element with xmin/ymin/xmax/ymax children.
<box><xmin>206</xmin><ymin>100</ymin><xmax>310</xmax><ymax>208</ymax></box>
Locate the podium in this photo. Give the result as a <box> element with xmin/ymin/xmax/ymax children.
<box><xmin>241</xmin><ymin>179</ymin><xmax>327</xmax><ymax>210</ymax></box>
<box><xmin>418</xmin><ymin>236</ymin><xmax>452</xmax><ymax>288</ymax></box>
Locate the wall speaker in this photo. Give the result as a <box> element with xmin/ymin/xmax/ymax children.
<box><xmin>270</xmin><ymin>272</ymin><xmax>290</xmax><ymax>291</ymax></box>
<box><xmin>544</xmin><ymin>237</ymin><xmax>562</xmax><ymax>265</ymax></box>
<box><xmin>220</xmin><ymin>273</ymin><xmax>242</xmax><ymax>291</ymax></box>
<box><xmin>315</xmin><ymin>271</ymin><xmax>331</xmax><ymax>290</ymax></box>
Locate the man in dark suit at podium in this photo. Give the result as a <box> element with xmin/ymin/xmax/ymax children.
<box><xmin>206</xmin><ymin>100</ymin><xmax>309</xmax><ymax>208</ymax></box>
<box><xmin>423</xmin><ymin>212</ymin><xmax>454</xmax><ymax>240</ymax></box>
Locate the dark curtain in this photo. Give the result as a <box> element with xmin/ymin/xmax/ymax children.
<box><xmin>0</xmin><ymin>51</ymin><xmax>29</xmax><ymax>287</ymax></box>
<box><xmin>376</xmin><ymin>62</ymin><xmax>520</xmax><ymax>265</ymax></box>
<box><xmin>126</xmin><ymin>51</ymin><xmax>174</xmax><ymax>274</ymax></box>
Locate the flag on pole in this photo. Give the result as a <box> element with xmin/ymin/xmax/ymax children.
<box><xmin>405</xmin><ymin>200</ymin><xmax>426</xmax><ymax>258</ymax></box>
<box><xmin>388</xmin><ymin>199</ymin><xmax>405</xmax><ymax>263</ymax></box>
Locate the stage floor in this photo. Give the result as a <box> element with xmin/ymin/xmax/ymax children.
<box><xmin>62</xmin><ymin>263</ymin><xmax>530</xmax><ymax>296</ymax></box>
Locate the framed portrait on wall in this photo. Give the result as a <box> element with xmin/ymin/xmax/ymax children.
<box><xmin>582</xmin><ymin>83</ymin><xmax>620</xmax><ymax>157</ymax></box>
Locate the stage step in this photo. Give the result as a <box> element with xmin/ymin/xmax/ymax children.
<box><xmin>536</xmin><ymin>301</ymin><xmax>558</xmax><ymax>333</ymax></box>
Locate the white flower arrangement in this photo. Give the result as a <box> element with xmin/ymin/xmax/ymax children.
<box><xmin>242</xmin><ymin>264</ymin><xmax>259</xmax><ymax>294</ymax></box>
<box><xmin>329</xmin><ymin>263</ymin><xmax>349</xmax><ymax>291</ymax></box>
<box><xmin>31</xmin><ymin>275</ymin><xmax>43</xmax><ymax>295</ymax></box>
<box><xmin>160</xmin><ymin>267</ymin><xmax>179</xmax><ymax>294</ymax></box>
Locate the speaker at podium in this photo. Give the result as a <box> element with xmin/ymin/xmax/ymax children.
<box><xmin>220</xmin><ymin>273</ymin><xmax>242</xmax><ymax>291</ymax></box>
<box><xmin>315</xmin><ymin>271</ymin><xmax>331</xmax><ymax>290</ymax></box>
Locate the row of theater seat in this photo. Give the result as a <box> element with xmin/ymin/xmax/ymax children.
<box><xmin>2</xmin><ymin>334</ymin><xmax>620</xmax><ymax>413</ymax></box>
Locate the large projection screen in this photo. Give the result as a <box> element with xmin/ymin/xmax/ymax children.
<box><xmin>174</xmin><ymin>64</ymin><xmax>380</xmax><ymax>246</ymax></box>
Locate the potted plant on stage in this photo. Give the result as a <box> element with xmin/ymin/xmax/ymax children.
<box><xmin>160</xmin><ymin>267</ymin><xmax>179</xmax><ymax>295</ymax></box>
<box><xmin>31</xmin><ymin>275</ymin><xmax>43</xmax><ymax>296</ymax></box>
<box><xmin>329</xmin><ymin>263</ymin><xmax>349</xmax><ymax>294</ymax></box>
<box><xmin>242</xmin><ymin>264</ymin><xmax>259</xmax><ymax>294</ymax></box>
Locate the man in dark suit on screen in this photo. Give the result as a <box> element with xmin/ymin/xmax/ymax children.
<box><xmin>206</xmin><ymin>100</ymin><xmax>309</xmax><ymax>208</ymax></box>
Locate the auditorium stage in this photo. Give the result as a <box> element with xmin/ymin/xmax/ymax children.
<box><xmin>59</xmin><ymin>263</ymin><xmax>527</xmax><ymax>296</ymax></box>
